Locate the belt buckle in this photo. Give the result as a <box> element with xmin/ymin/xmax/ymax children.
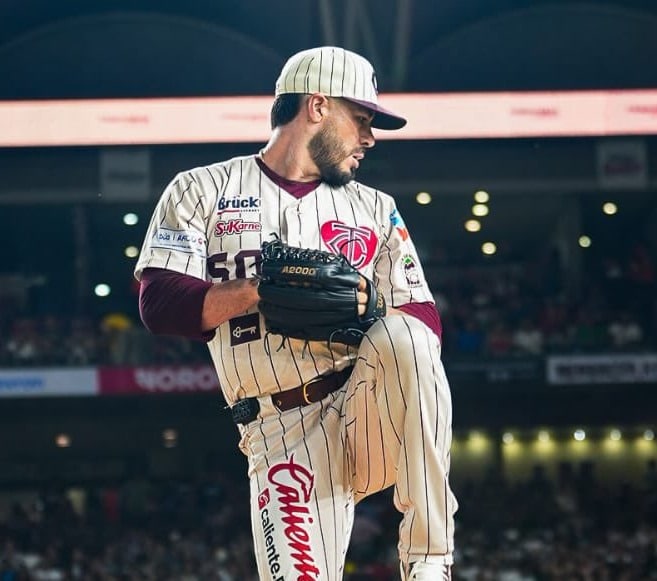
<box><xmin>301</xmin><ymin>376</ymin><xmax>322</xmax><ymax>405</ymax></box>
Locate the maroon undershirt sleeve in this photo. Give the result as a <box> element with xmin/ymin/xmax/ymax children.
<box><xmin>139</xmin><ymin>267</ymin><xmax>215</xmax><ymax>342</ymax></box>
<box><xmin>139</xmin><ymin>267</ymin><xmax>442</xmax><ymax>343</ymax></box>
<box><xmin>397</xmin><ymin>302</ymin><xmax>443</xmax><ymax>341</ymax></box>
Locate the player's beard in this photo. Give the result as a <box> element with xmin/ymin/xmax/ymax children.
<box><xmin>308</xmin><ymin>122</ymin><xmax>357</xmax><ymax>187</ymax></box>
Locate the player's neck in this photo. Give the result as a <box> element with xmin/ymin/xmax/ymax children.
<box><xmin>260</xmin><ymin>130</ymin><xmax>321</xmax><ymax>183</ymax></box>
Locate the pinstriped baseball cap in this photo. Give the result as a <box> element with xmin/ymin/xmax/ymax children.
<box><xmin>275</xmin><ymin>46</ymin><xmax>406</xmax><ymax>130</ymax></box>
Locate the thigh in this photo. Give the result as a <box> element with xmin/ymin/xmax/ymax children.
<box><xmin>345</xmin><ymin>315</ymin><xmax>453</xmax><ymax>498</ymax></box>
<box><xmin>242</xmin><ymin>394</ymin><xmax>354</xmax><ymax>581</ymax></box>
<box><xmin>344</xmin><ymin>315</ymin><xmax>457</xmax><ymax>563</ymax></box>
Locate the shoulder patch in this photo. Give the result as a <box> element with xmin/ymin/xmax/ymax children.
<box><xmin>390</xmin><ymin>209</ymin><xmax>409</xmax><ymax>241</ymax></box>
<box><xmin>151</xmin><ymin>228</ymin><xmax>206</xmax><ymax>257</ymax></box>
<box><xmin>401</xmin><ymin>254</ymin><xmax>422</xmax><ymax>287</ymax></box>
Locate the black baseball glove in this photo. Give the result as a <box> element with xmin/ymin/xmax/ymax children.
<box><xmin>257</xmin><ymin>236</ymin><xmax>386</xmax><ymax>346</ymax></box>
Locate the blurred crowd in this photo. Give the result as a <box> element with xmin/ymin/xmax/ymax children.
<box><xmin>1</xmin><ymin>460</ymin><xmax>657</xmax><ymax>580</ymax></box>
<box><xmin>433</xmin><ymin>242</ymin><xmax>657</xmax><ymax>357</ymax></box>
<box><xmin>438</xmin><ymin>274</ymin><xmax>653</xmax><ymax>358</ymax></box>
<box><xmin>0</xmin><ymin>468</ymin><xmax>256</xmax><ymax>581</ymax></box>
<box><xmin>0</xmin><ymin>314</ymin><xmax>208</xmax><ymax>368</ymax></box>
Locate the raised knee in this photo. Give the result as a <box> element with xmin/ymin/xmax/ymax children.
<box><xmin>366</xmin><ymin>314</ymin><xmax>437</xmax><ymax>356</ymax></box>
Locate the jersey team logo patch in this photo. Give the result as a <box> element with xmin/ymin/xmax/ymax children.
<box><xmin>320</xmin><ymin>221</ymin><xmax>377</xmax><ymax>268</ymax></box>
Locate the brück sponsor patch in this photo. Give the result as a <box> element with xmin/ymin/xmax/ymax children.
<box><xmin>151</xmin><ymin>228</ymin><xmax>207</xmax><ymax>257</ymax></box>
<box><xmin>217</xmin><ymin>195</ymin><xmax>261</xmax><ymax>213</ymax></box>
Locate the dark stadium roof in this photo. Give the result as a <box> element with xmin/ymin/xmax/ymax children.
<box><xmin>1</xmin><ymin>0</ymin><xmax>657</xmax><ymax>100</ymax></box>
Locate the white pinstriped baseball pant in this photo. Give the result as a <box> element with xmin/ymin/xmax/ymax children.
<box><xmin>241</xmin><ymin>314</ymin><xmax>457</xmax><ymax>580</ymax></box>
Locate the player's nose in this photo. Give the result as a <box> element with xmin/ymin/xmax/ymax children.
<box><xmin>360</xmin><ymin>126</ymin><xmax>375</xmax><ymax>148</ymax></box>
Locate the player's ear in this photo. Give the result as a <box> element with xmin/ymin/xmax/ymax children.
<box><xmin>307</xmin><ymin>93</ymin><xmax>329</xmax><ymax>123</ymax></box>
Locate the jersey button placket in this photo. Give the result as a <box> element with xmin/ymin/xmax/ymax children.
<box><xmin>284</xmin><ymin>203</ymin><xmax>303</xmax><ymax>246</ymax></box>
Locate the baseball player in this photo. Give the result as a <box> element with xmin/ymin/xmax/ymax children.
<box><xmin>135</xmin><ymin>46</ymin><xmax>457</xmax><ymax>580</ymax></box>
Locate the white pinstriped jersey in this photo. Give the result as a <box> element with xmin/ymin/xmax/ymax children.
<box><xmin>136</xmin><ymin>153</ymin><xmax>457</xmax><ymax>579</ymax></box>
<box><xmin>135</xmin><ymin>154</ymin><xmax>433</xmax><ymax>405</ymax></box>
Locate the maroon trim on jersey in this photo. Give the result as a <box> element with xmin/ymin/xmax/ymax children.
<box><xmin>139</xmin><ymin>268</ymin><xmax>215</xmax><ymax>342</ymax></box>
<box><xmin>397</xmin><ymin>302</ymin><xmax>443</xmax><ymax>340</ymax></box>
<box><xmin>255</xmin><ymin>156</ymin><xmax>321</xmax><ymax>198</ymax></box>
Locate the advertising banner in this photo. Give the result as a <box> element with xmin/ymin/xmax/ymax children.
<box><xmin>0</xmin><ymin>368</ymin><xmax>97</xmax><ymax>398</ymax></box>
<box><xmin>98</xmin><ymin>365</ymin><xmax>220</xmax><ymax>395</ymax></box>
<box><xmin>547</xmin><ymin>353</ymin><xmax>657</xmax><ymax>385</ymax></box>
<box><xmin>446</xmin><ymin>357</ymin><xmax>543</xmax><ymax>384</ymax></box>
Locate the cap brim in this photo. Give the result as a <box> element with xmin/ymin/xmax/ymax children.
<box><xmin>344</xmin><ymin>97</ymin><xmax>407</xmax><ymax>130</ymax></box>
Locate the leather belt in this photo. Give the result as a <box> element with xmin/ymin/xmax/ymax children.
<box><xmin>231</xmin><ymin>366</ymin><xmax>354</xmax><ymax>425</ymax></box>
